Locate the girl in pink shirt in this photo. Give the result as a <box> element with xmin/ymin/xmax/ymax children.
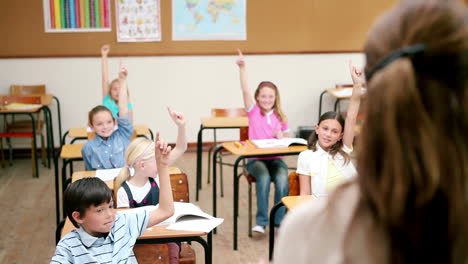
<box><xmin>236</xmin><ymin>49</ymin><xmax>290</xmax><ymax>234</ymax></box>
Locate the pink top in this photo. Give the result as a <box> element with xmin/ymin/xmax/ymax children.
<box><xmin>247</xmin><ymin>104</ymin><xmax>289</xmax><ymax>160</ymax></box>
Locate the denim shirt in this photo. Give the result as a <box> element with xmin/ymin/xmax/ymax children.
<box><xmin>82</xmin><ymin>115</ymin><xmax>133</xmax><ymax>170</ymax></box>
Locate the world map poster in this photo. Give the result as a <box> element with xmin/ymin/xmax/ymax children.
<box><xmin>172</xmin><ymin>0</ymin><xmax>246</xmax><ymax>40</ymax></box>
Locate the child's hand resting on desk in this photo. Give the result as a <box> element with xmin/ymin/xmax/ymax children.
<box><xmin>101</xmin><ymin>44</ymin><xmax>110</xmax><ymax>57</ymax></box>
<box><xmin>167</xmin><ymin>107</ymin><xmax>186</xmax><ymax>127</ymax></box>
<box><xmin>236</xmin><ymin>48</ymin><xmax>246</xmax><ymax>67</ymax></box>
<box><xmin>155</xmin><ymin>132</ymin><xmax>172</xmax><ymax>167</ymax></box>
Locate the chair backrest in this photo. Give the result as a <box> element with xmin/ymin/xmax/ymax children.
<box><xmin>211</xmin><ymin>108</ymin><xmax>247</xmax><ymax>117</ymax></box>
<box><xmin>1</xmin><ymin>95</ymin><xmax>42</xmax><ymax>106</ymax></box>
<box><xmin>112</xmin><ymin>171</ymin><xmax>190</xmax><ymax>206</ymax></box>
<box><xmin>211</xmin><ymin>108</ymin><xmax>249</xmax><ymax>141</ymax></box>
<box><xmin>288</xmin><ymin>172</ymin><xmax>300</xmax><ymax>196</ymax></box>
<box><xmin>10</xmin><ymin>85</ymin><xmax>46</xmax><ymax>95</ymax></box>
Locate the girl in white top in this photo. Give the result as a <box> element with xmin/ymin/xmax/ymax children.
<box><xmin>297</xmin><ymin>61</ymin><xmax>363</xmax><ymax>197</ymax></box>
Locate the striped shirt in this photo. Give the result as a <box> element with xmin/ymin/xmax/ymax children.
<box><xmin>51</xmin><ymin>209</ymin><xmax>150</xmax><ymax>264</ymax></box>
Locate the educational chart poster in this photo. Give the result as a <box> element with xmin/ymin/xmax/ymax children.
<box><xmin>43</xmin><ymin>0</ymin><xmax>111</xmax><ymax>32</ymax></box>
<box><xmin>172</xmin><ymin>0</ymin><xmax>246</xmax><ymax>41</ymax></box>
<box><xmin>116</xmin><ymin>0</ymin><xmax>162</xmax><ymax>42</ymax></box>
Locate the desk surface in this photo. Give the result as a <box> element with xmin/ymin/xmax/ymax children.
<box><xmin>201</xmin><ymin>117</ymin><xmax>248</xmax><ymax>128</ymax></box>
<box><xmin>61</xmin><ymin>213</ymin><xmax>206</xmax><ymax>240</ymax></box>
<box><xmin>281</xmin><ymin>195</ymin><xmax>312</xmax><ymax>210</ymax></box>
<box><xmin>60</xmin><ymin>144</ymin><xmax>84</xmax><ymax>159</ymax></box>
<box><xmin>222</xmin><ymin>141</ymin><xmax>307</xmax><ymax>156</ymax></box>
<box><xmin>72</xmin><ymin>167</ymin><xmax>182</xmax><ymax>189</ymax></box>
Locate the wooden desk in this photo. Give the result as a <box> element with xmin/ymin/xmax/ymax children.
<box><xmin>268</xmin><ymin>195</ymin><xmax>312</xmax><ymax>260</ymax></box>
<box><xmin>1</xmin><ymin>93</ymin><xmax>63</xmax><ymax>166</ymax></box>
<box><xmin>211</xmin><ymin>141</ymin><xmax>306</xmax><ymax>250</ymax></box>
<box><xmin>60</xmin><ymin>212</ymin><xmax>212</xmax><ymax>264</ymax></box>
<box><xmin>195</xmin><ymin>117</ymin><xmax>249</xmax><ymax>201</ymax></box>
<box><xmin>0</xmin><ymin>94</ymin><xmax>57</xmax><ymax>178</ymax></box>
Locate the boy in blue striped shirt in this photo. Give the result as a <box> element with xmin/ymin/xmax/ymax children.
<box><xmin>51</xmin><ymin>132</ymin><xmax>174</xmax><ymax>264</ymax></box>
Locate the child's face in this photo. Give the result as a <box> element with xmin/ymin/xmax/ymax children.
<box><xmin>74</xmin><ymin>201</ymin><xmax>115</xmax><ymax>237</ymax></box>
<box><xmin>91</xmin><ymin>111</ymin><xmax>115</xmax><ymax>138</ymax></box>
<box><xmin>256</xmin><ymin>87</ymin><xmax>276</xmax><ymax>112</ymax></box>
<box><xmin>315</xmin><ymin>119</ymin><xmax>343</xmax><ymax>151</ymax></box>
<box><xmin>138</xmin><ymin>156</ymin><xmax>158</xmax><ymax>178</ymax></box>
<box><xmin>110</xmin><ymin>81</ymin><xmax>120</xmax><ymax>101</ymax></box>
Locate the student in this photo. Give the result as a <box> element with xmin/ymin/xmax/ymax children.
<box><xmin>101</xmin><ymin>44</ymin><xmax>134</xmax><ymax>121</ymax></box>
<box><xmin>236</xmin><ymin>49</ymin><xmax>289</xmax><ymax>234</ymax></box>
<box><xmin>296</xmin><ymin>62</ymin><xmax>362</xmax><ymax>197</ymax></box>
<box><xmin>113</xmin><ymin>108</ymin><xmax>187</xmax><ymax>264</ymax></box>
<box><xmin>51</xmin><ymin>132</ymin><xmax>174</xmax><ymax>263</ymax></box>
<box><xmin>274</xmin><ymin>0</ymin><xmax>468</xmax><ymax>263</ymax></box>
<box><xmin>82</xmin><ymin>66</ymin><xmax>133</xmax><ymax>170</ymax></box>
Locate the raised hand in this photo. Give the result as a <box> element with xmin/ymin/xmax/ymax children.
<box><xmin>154</xmin><ymin>132</ymin><xmax>172</xmax><ymax>167</ymax></box>
<box><xmin>349</xmin><ymin>60</ymin><xmax>365</xmax><ymax>87</ymax></box>
<box><xmin>236</xmin><ymin>48</ymin><xmax>245</xmax><ymax>67</ymax></box>
<box><xmin>167</xmin><ymin>107</ymin><xmax>186</xmax><ymax>127</ymax></box>
<box><xmin>101</xmin><ymin>44</ymin><xmax>110</xmax><ymax>56</ymax></box>
<box><xmin>118</xmin><ymin>66</ymin><xmax>128</xmax><ymax>80</ymax></box>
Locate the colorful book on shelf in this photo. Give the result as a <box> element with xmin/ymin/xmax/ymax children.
<box><xmin>251</xmin><ymin>138</ymin><xmax>308</xmax><ymax>148</ymax></box>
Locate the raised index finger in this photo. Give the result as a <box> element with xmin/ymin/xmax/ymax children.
<box><xmin>237</xmin><ymin>48</ymin><xmax>243</xmax><ymax>57</ymax></box>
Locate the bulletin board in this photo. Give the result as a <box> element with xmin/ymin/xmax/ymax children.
<box><xmin>0</xmin><ymin>0</ymin><xmax>397</xmax><ymax>58</ymax></box>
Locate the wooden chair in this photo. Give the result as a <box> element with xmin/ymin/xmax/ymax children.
<box><xmin>244</xmin><ymin>171</ymin><xmax>299</xmax><ymax>237</ymax></box>
<box><xmin>6</xmin><ymin>85</ymin><xmax>47</xmax><ymax>165</ymax></box>
<box><xmin>0</xmin><ymin>96</ymin><xmax>42</xmax><ymax>177</ymax></box>
<box><xmin>207</xmin><ymin>108</ymin><xmax>248</xmax><ymax>197</ymax></box>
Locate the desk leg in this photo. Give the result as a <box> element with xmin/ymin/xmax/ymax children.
<box><xmin>334</xmin><ymin>98</ymin><xmax>341</xmax><ymax>113</ymax></box>
<box><xmin>52</xmin><ymin>96</ymin><xmax>62</xmax><ymax>148</ymax></box>
<box><xmin>42</xmin><ymin>106</ymin><xmax>54</xmax><ymax>169</ymax></box>
<box><xmin>191</xmin><ymin>235</ymin><xmax>212</xmax><ymax>264</ymax></box>
<box><xmin>233</xmin><ymin>156</ymin><xmax>243</xmax><ymax>251</ymax></box>
<box><xmin>54</xmin><ymin>150</ymin><xmax>60</xmax><ymax>225</ymax></box>
<box><xmin>196</xmin><ymin>125</ymin><xmax>204</xmax><ymax>201</ymax></box>
<box><xmin>318</xmin><ymin>90</ymin><xmax>327</xmax><ymax>121</ymax></box>
<box><xmin>212</xmin><ymin>145</ymin><xmax>224</xmax><ymax>219</ymax></box>
<box><xmin>27</xmin><ymin>113</ymin><xmax>39</xmax><ymax>178</ymax></box>
<box><xmin>269</xmin><ymin>201</ymin><xmax>285</xmax><ymax>260</ymax></box>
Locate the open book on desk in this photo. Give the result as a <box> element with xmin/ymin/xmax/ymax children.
<box><xmin>251</xmin><ymin>138</ymin><xmax>308</xmax><ymax>148</ymax></box>
<box><xmin>156</xmin><ymin>202</ymin><xmax>224</xmax><ymax>233</ymax></box>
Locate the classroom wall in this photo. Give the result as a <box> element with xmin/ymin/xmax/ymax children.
<box><xmin>0</xmin><ymin>53</ymin><xmax>364</xmax><ymax>146</ymax></box>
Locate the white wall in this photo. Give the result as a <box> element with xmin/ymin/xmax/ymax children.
<box><xmin>0</xmin><ymin>53</ymin><xmax>364</xmax><ymax>146</ymax></box>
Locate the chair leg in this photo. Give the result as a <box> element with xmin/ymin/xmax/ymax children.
<box><xmin>40</xmin><ymin>134</ymin><xmax>46</xmax><ymax>167</ymax></box>
<box><xmin>6</xmin><ymin>137</ymin><xmax>13</xmax><ymax>166</ymax></box>
<box><xmin>248</xmin><ymin>181</ymin><xmax>253</xmax><ymax>237</ymax></box>
<box><xmin>219</xmin><ymin>154</ymin><xmax>224</xmax><ymax>197</ymax></box>
<box><xmin>207</xmin><ymin>145</ymin><xmax>213</xmax><ymax>184</ymax></box>
<box><xmin>207</xmin><ymin>131</ymin><xmax>218</xmax><ymax>184</ymax></box>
